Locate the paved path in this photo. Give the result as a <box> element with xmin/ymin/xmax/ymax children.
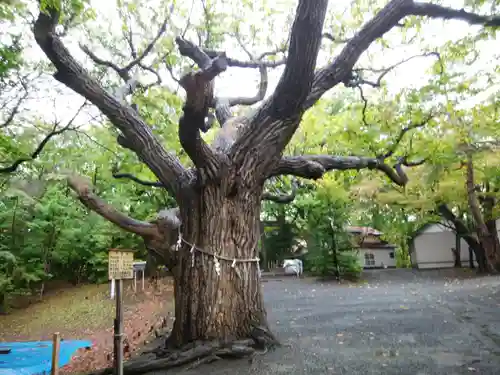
<box><xmin>151</xmin><ymin>270</ymin><xmax>500</xmax><ymax>375</ymax></box>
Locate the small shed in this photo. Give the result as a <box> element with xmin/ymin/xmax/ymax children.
<box><xmin>348</xmin><ymin>226</ymin><xmax>397</xmax><ymax>269</ymax></box>
<box><xmin>409</xmin><ymin>222</ymin><xmax>476</xmax><ymax>269</ymax></box>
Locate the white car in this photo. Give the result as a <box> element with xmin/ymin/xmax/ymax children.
<box><xmin>283</xmin><ymin>259</ymin><xmax>303</xmax><ymax>277</ymax></box>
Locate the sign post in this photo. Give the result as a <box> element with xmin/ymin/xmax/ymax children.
<box><xmin>108</xmin><ymin>249</ymin><xmax>134</xmax><ymax>375</ymax></box>
<box><xmin>51</xmin><ymin>332</ymin><xmax>60</xmax><ymax>375</ymax></box>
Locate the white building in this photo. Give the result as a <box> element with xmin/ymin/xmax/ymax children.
<box><xmin>409</xmin><ymin>222</ymin><xmax>478</xmax><ymax>269</ymax></box>
<box><xmin>348</xmin><ymin>226</ymin><xmax>397</xmax><ymax>269</ymax></box>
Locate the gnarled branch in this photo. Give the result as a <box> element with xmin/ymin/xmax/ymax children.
<box><xmin>266</xmin><ymin>97</ymin><xmax>430</xmax><ymax>186</ymax></box>
<box><xmin>226</xmin><ymin>0</ymin><xmax>498</xmax><ymax>174</ymax></box>
<box><xmin>304</xmin><ymin>0</ymin><xmax>500</xmax><ymax>110</ymax></box>
<box><xmin>268</xmin><ymin>155</ymin><xmax>424</xmax><ymax>186</ymax></box>
<box><xmin>112</xmin><ymin>167</ymin><xmax>299</xmax><ymax>204</ymax></box>
<box><xmin>227</xmin><ymin>0</ymin><xmax>330</xmax><ymax>175</ymax></box>
<box><xmin>175</xmin><ymin>37</ymin><xmax>278</xmax><ymax>127</ymax></box>
<box><xmin>68</xmin><ymin>174</ymin><xmax>161</xmax><ymax>237</ymax></box>
<box><xmin>68</xmin><ymin>174</ymin><xmax>181</xmax><ymax>268</ymax></box>
<box><xmin>409</xmin><ymin>3</ymin><xmax>500</xmax><ymax>26</ymax></box>
<box><xmin>34</xmin><ymin>4</ymin><xmax>187</xmax><ymax>199</ymax></box>
<box><xmin>267</xmin><ymin>0</ymin><xmax>328</xmax><ymax>118</ymax></box>
<box><xmin>178</xmin><ymin>54</ymin><xmax>228</xmax><ymax>179</ymax></box>
<box><xmin>304</xmin><ymin>0</ymin><xmax>413</xmax><ymax>109</ymax></box>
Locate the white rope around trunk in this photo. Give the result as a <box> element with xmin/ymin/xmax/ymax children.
<box><xmin>175</xmin><ymin>229</ymin><xmax>260</xmax><ymax>277</ymax></box>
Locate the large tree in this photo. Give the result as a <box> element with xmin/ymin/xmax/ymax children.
<box><xmin>32</xmin><ymin>0</ymin><xmax>499</xmax><ymax>372</ymax></box>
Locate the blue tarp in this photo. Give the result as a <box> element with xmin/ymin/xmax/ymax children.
<box><xmin>0</xmin><ymin>339</ymin><xmax>92</xmax><ymax>375</ymax></box>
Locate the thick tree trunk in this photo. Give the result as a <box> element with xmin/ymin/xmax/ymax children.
<box><xmin>465</xmin><ymin>153</ymin><xmax>500</xmax><ymax>272</ymax></box>
<box><xmin>486</xmin><ymin>218</ymin><xmax>500</xmax><ymax>260</ymax></box>
<box><xmin>167</xmin><ymin>186</ymin><xmax>271</xmax><ymax>348</ymax></box>
<box><xmin>483</xmin><ymin>195</ymin><xmax>500</xmax><ymax>270</ymax></box>
<box><xmin>452</xmin><ymin>232</ymin><xmax>461</xmax><ymax>268</ymax></box>
<box><xmin>0</xmin><ymin>293</ymin><xmax>6</xmax><ymax>315</ymax></box>
<box><xmin>437</xmin><ymin>204</ymin><xmax>487</xmax><ymax>272</ymax></box>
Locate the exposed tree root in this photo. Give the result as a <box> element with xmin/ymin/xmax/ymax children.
<box><xmin>91</xmin><ymin>329</ymin><xmax>279</xmax><ymax>375</ymax></box>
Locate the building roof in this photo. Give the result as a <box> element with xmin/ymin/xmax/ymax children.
<box><xmin>409</xmin><ymin>221</ymin><xmax>448</xmax><ymax>242</ymax></box>
<box><xmin>361</xmin><ymin>243</ymin><xmax>396</xmax><ymax>249</ymax></box>
<box><xmin>346</xmin><ymin>226</ymin><xmax>383</xmax><ymax>236</ymax></box>
<box><xmin>346</xmin><ymin>226</ymin><xmax>396</xmax><ymax>250</ymax></box>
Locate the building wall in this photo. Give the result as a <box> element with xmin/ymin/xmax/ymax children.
<box><xmin>412</xmin><ymin>224</ymin><xmax>476</xmax><ymax>269</ymax></box>
<box><xmin>357</xmin><ymin>248</ymin><xmax>396</xmax><ymax>268</ymax></box>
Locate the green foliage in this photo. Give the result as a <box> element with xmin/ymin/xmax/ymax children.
<box><xmin>262</xmin><ymin>219</ymin><xmax>295</xmax><ymax>266</ymax></box>
<box><xmin>0</xmin><ymin>1</ymin><xmax>23</xmax><ymax>83</ymax></box>
<box><xmin>295</xmin><ymin>177</ymin><xmax>362</xmax><ymax>280</ymax></box>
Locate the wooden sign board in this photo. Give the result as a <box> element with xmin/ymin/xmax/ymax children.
<box><xmin>108</xmin><ymin>249</ymin><xmax>134</xmax><ymax>280</ymax></box>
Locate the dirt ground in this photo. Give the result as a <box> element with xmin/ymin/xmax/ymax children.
<box><xmin>0</xmin><ymin>277</ymin><xmax>174</xmax><ymax>374</ymax></box>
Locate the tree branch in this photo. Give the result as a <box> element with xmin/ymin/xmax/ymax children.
<box><xmin>351</xmin><ymin>52</ymin><xmax>441</xmax><ymax>88</ymax></box>
<box><xmin>67</xmin><ymin>174</ymin><xmax>160</xmax><ymax>237</ymax></box>
<box><xmin>34</xmin><ymin>4</ymin><xmax>187</xmax><ymax>199</ymax></box>
<box><xmin>68</xmin><ymin>174</ymin><xmax>181</xmax><ymax>268</ymax></box>
<box><xmin>228</xmin><ymin>65</ymin><xmax>268</xmax><ymax>107</ymax></box>
<box><xmin>268</xmin><ymin>155</ymin><xmax>423</xmax><ymax>186</ymax></box>
<box><xmin>304</xmin><ymin>0</ymin><xmax>413</xmax><ymax>109</ymax></box>
<box><xmin>267</xmin><ymin>0</ymin><xmax>328</xmax><ymax>118</ymax></box>
<box><xmin>225</xmin><ymin>0</ymin><xmax>330</xmax><ymax>174</ymax></box>
<box><xmin>112</xmin><ymin>170</ymin><xmax>164</xmax><ymax>187</ymax></box>
<box><xmin>380</xmin><ymin>114</ymin><xmax>432</xmax><ymax>159</ymax></box>
<box><xmin>303</xmin><ymin>0</ymin><xmax>500</xmax><ymax>110</ymax></box>
<box><xmin>111</xmin><ymin>167</ymin><xmax>299</xmax><ymax>204</ymax></box>
<box><xmin>178</xmin><ymin>54</ymin><xmax>228</xmax><ymax>180</ymax></box>
<box><xmin>0</xmin><ymin>101</ymin><xmax>86</xmax><ymax>174</ymax></box>
<box><xmin>80</xmin><ymin>6</ymin><xmax>173</xmax><ymax>89</ymax></box>
<box><xmin>175</xmin><ymin>37</ymin><xmax>278</xmax><ymax>127</ymax></box>
<box><xmin>351</xmin><ymin>84</ymin><xmax>431</xmax><ymax>161</ymax></box>
<box><xmin>204</xmin><ymin>49</ymin><xmax>286</xmax><ymax>68</ymax></box>
<box><xmin>0</xmin><ymin>90</ymin><xmax>28</xmax><ymax>129</ymax></box>
<box><xmin>261</xmin><ymin>179</ymin><xmax>298</xmax><ymax>204</ymax></box>
<box><xmin>123</xmin><ymin>16</ymin><xmax>170</xmax><ymax>72</ymax></box>
<box><xmin>80</xmin><ymin>44</ymin><xmax>126</xmax><ymax>79</ymax></box>
<box><xmin>409</xmin><ymin>3</ymin><xmax>500</xmax><ymax>26</ymax></box>
<box><xmin>321</xmin><ymin>33</ymin><xmax>351</xmax><ymax>44</ymax></box>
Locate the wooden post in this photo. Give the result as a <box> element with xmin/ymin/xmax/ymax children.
<box><xmin>141</xmin><ymin>269</ymin><xmax>145</xmax><ymax>291</ymax></box>
<box><xmin>109</xmin><ymin>249</ymin><xmax>133</xmax><ymax>375</ymax></box>
<box><xmin>51</xmin><ymin>332</ymin><xmax>61</xmax><ymax>375</ymax></box>
<box><xmin>133</xmin><ymin>270</ymin><xmax>137</xmax><ymax>292</ymax></box>
<box><xmin>114</xmin><ymin>279</ymin><xmax>124</xmax><ymax>375</ymax></box>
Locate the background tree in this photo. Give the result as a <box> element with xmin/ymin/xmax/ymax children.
<box><xmin>294</xmin><ymin>175</ymin><xmax>361</xmax><ymax>280</ymax></box>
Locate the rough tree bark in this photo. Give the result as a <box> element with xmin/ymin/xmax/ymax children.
<box><xmin>437</xmin><ymin>203</ymin><xmax>486</xmax><ymax>272</ymax></box>
<box><xmin>465</xmin><ymin>153</ymin><xmax>500</xmax><ymax>272</ymax></box>
<box><xmin>480</xmin><ymin>181</ymin><xmax>500</xmax><ymax>269</ymax></box>
<box><xmin>33</xmin><ymin>0</ymin><xmax>500</xmax><ymax>372</ymax></box>
<box><xmin>452</xmin><ymin>232</ymin><xmax>461</xmax><ymax>268</ymax></box>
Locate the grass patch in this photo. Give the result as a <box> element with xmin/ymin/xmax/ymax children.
<box><xmin>0</xmin><ymin>283</ymin><xmax>114</xmax><ymax>341</ymax></box>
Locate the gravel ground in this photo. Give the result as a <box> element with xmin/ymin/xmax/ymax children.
<box><xmin>148</xmin><ymin>269</ymin><xmax>500</xmax><ymax>375</ymax></box>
